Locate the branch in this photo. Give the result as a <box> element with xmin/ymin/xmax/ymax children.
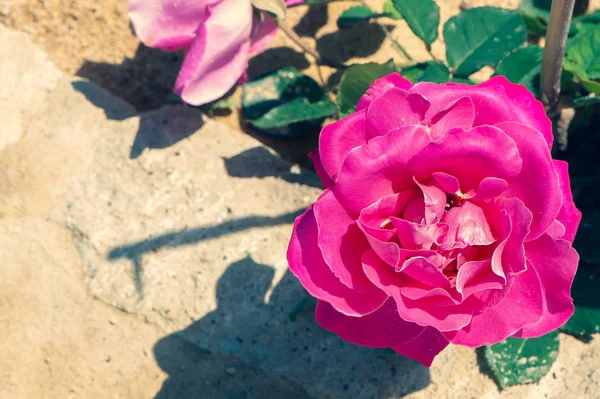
<box><xmin>540</xmin><ymin>0</ymin><xmax>576</xmax><ymax>117</ymax></box>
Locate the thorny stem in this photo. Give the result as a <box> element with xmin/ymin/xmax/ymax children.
<box><xmin>541</xmin><ymin>0</ymin><xmax>576</xmax><ymax>118</ymax></box>
<box><xmin>276</xmin><ymin>20</ymin><xmax>347</xmax><ymax>69</ymax></box>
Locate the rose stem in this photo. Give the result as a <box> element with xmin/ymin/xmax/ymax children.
<box><xmin>540</xmin><ymin>0</ymin><xmax>576</xmax><ymax>117</ymax></box>
<box><xmin>276</xmin><ymin>20</ymin><xmax>348</xmax><ymax>69</ymax></box>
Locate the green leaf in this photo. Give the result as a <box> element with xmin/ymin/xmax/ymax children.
<box><xmin>400</xmin><ymin>62</ymin><xmax>431</xmax><ymax>82</ymax></box>
<box><xmin>582</xmin><ymin>80</ymin><xmax>600</xmax><ymax>95</ymax></box>
<box><xmin>572</xmin><ymin>10</ymin><xmax>600</xmax><ymax>35</ymax></box>
<box><xmin>391</xmin><ymin>0</ymin><xmax>439</xmax><ymax>46</ymax></box>
<box><xmin>561</xmin><ymin>263</ymin><xmax>600</xmax><ymax>336</ymax></box>
<box><xmin>565</xmin><ymin>25</ymin><xmax>600</xmax><ymax>81</ymax></box>
<box><xmin>336</xmin><ymin>61</ymin><xmax>397</xmax><ymax>118</ymax></box>
<box><xmin>382</xmin><ymin>0</ymin><xmax>402</xmax><ymax>20</ymax></box>
<box><xmin>519</xmin><ymin>0</ymin><xmax>551</xmax><ymax>35</ymax></box>
<box><xmin>337</xmin><ymin>5</ymin><xmax>377</xmax><ymax>29</ymax></box>
<box><xmin>444</xmin><ymin>7</ymin><xmax>527</xmax><ymax>77</ymax></box>
<box><xmin>485</xmin><ymin>332</ymin><xmax>559</xmax><ymax>388</ymax></box>
<box><xmin>494</xmin><ymin>46</ymin><xmax>543</xmax><ymax>97</ymax></box>
<box><xmin>242</xmin><ymin>67</ymin><xmax>335</xmax><ymax>137</ymax></box>
<box><xmin>574</xmin><ymin>210</ymin><xmax>600</xmax><ymax>264</ymax></box>
<box><xmin>416</xmin><ymin>63</ymin><xmax>451</xmax><ymax>83</ymax></box>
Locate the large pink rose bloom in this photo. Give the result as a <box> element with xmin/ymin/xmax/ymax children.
<box><xmin>288</xmin><ymin>74</ymin><xmax>582</xmax><ymax>367</ymax></box>
<box><xmin>129</xmin><ymin>0</ymin><xmax>302</xmax><ymax>105</ymax></box>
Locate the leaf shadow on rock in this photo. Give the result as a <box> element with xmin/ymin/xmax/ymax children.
<box><xmin>293</xmin><ymin>4</ymin><xmax>329</xmax><ymax>37</ymax></box>
<box><xmin>129</xmin><ymin>106</ymin><xmax>205</xmax><ymax>159</ymax></box>
<box><xmin>153</xmin><ymin>256</ymin><xmax>432</xmax><ymax>398</ymax></box>
<box><xmin>316</xmin><ymin>22</ymin><xmax>389</xmax><ymax>63</ymax></box>
<box><xmin>76</xmin><ymin>43</ymin><xmax>183</xmax><ymax>112</ymax></box>
<box><xmin>223</xmin><ymin>147</ymin><xmax>323</xmax><ymax>189</ymax></box>
<box><xmin>107</xmin><ymin>209</ymin><xmax>304</xmax><ymax>299</ymax></box>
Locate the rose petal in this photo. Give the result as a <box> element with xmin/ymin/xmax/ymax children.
<box><xmin>314</xmin><ymin>190</ymin><xmax>376</xmax><ymax>292</ymax></box>
<box><xmin>486</xmin><ymin>197</ymin><xmax>532</xmax><ymax>277</ymax></box>
<box><xmin>319</xmin><ymin>110</ymin><xmax>368</xmax><ymax>181</ymax></box>
<box><xmin>356</xmin><ymin>72</ymin><xmax>414</xmax><ymax>112</ymax></box>
<box><xmin>553</xmin><ymin>160</ymin><xmax>582</xmax><ymax>243</ymax></box>
<box><xmin>334</xmin><ymin>125</ymin><xmax>431</xmax><ymax>216</ymax></box>
<box><xmin>433</xmin><ymin>172</ymin><xmax>461</xmax><ymax>194</ymax></box>
<box><xmin>366</xmin><ymin>89</ymin><xmax>430</xmax><ymax>139</ymax></box>
<box><xmin>174</xmin><ymin>0</ymin><xmax>253</xmax><ymax>106</ymax></box>
<box><xmin>446</xmin><ymin>264</ymin><xmax>544</xmax><ymax>347</ymax></box>
<box><xmin>358</xmin><ymin>191</ymin><xmax>416</xmax><ymax>242</ymax></box>
<box><xmin>469</xmin><ymin>177</ymin><xmax>508</xmax><ymax>202</ymax></box>
<box><xmin>427</xmin><ymin>96</ymin><xmax>476</xmax><ymax>141</ymax></box>
<box><xmin>478</xmin><ymin>76</ymin><xmax>553</xmax><ymax>149</ymax></box>
<box><xmin>440</xmin><ymin>202</ymin><xmax>495</xmax><ymax>251</ymax></box>
<box><xmin>248</xmin><ymin>11</ymin><xmax>278</xmax><ymax>56</ymax></box>
<box><xmin>398</xmin><ymin>257</ymin><xmax>451</xmax><ymax>288</ymax></box>
<box><xmin>309</xmin><ymin>150</ymin><xmax>334</xmax><ymax>189</ymax></box>
<box><xmin>315</xmin><ymin>299</ymin><xmax>448</xmax><ymax>366</ymax></box>
<box><xmin>411</xmin><ymin>126</ymin><xmax>522</xmax><ymax>192</ymax></box>
<box><xmin>496</xmin><ymin>121</ymin><xmax>561</xmax><ymax>240</ymax></box>
<box><xmin>414</xmin><ymin>179</ymin><xmax>447</xmax><ymax>224</ymax></box>
<box><xmin>287</xmin><ymin>207</ymin><xmax>388</xmax><ymax>316</ymax></box>
<box><xmin>362</xmin><ymin>250</ymin><xmax>473</xmax><ymax>331</ymax></box>
<box><xmin>413</xmin><ymin>77</ymin><xmax>552</xmax><ymax>149</ymax></box>
<box><xmin>515</xmin><ymin>234</ymin><xmax>579</xmax><ymax>337</ymax></box>
<box><xmin>129</xmin><ymin>0</ymin><xmax>210</xmax><ymax>50</ymax></box>
<box><xmin>456</xmin><ymin>259</ymin><xmax>504</xmax><ymax>297</ymax></box>
<box><xmin>391</xmin><ymin>218</ymin><xmax>448</xmax><ymax>250</ymax></box>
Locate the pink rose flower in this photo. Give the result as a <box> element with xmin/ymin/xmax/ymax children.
<box><xmin>288</xmin><ymin>74</ymin><xmax>582</xmax><ymax>366</ymax></box>
<box><xmin>129</xmin><ymin>0</ymin><xmax>302</xmax><ymax>106</ymax></box>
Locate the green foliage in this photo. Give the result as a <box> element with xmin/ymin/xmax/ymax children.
<box><xmin>444</xmin><ymin>7</ymin><xmax>527</xmax><ymax>77</ymax></box>
<box><xmin>336</xmin><ymin>61</ymin><xmax>397</xmax><ymax>118</ymax></box>
<box><xmin>572</xmin><ymin>10</ymin><xmax>600</xmax><ymax>35</ymax></box>
<box><xmin>485</xmin><ymin>332</ymin><xmax>560</xmax><ymax>388</ymax></box>
<box><xmin>494</xmin><ymin>46</ymin><xmax>543</xmax><ymax>97</ymax></box>
<box><xmin>382</xmin><ymin>0</ymin><xmax>402</xmax><ymax>20</ymax></box>
<box><xmin>519</xmin><ymin>0</ymin><xmax>551</xmax><ymax>36</ymax></box>
<box><xmin>561</xmin><ymin>263</ymin><xmax>600</xmax><ymax>337</ymax></box>
<box><xmin>565</xmin><ymin>25</ymin><xmax>600</xmax><ymax>82</ymax></box>
<box><xmin>391</xmin><ymin>0</ymin><xmax>439</xmax><ymax>46</ymax></box>
<box><xmin>337</xmin><ymin>5</ymin><xmax>378</xmax><ymax>29</ymax></box>
<box><xmin>242</xmin><ymin>67</ymin><xmax>335</xmax><ymax>137</ymax></box>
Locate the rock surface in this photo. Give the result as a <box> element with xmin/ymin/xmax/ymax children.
<box><xmin>1</xmin><ymin>27</ymin><xmax>600</xmax><ymax>399</ymax></box>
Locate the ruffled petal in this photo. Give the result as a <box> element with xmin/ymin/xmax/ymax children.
<box><xmin>319</xmin><ymin>109</ymin><xmax>368</xmax><ymax>181</ymax></box>
<box><xmin>334</xmin><ymin>125</ymin><xmax>431</xmax><ymax>216</ymax></box>
<box><xmin>411</xmin><ymin>126</ymin><xmax>522</xmax><ymax>192</ymax></box>
<box><xmin>486</xmin><ymin>197</ymin><xmax>532</xmax><ymax>277</ymax></box>
<box><xmin>366</xmin><ymin>89</ymin><xmax>430</xmax><ymax>139</ymax></box>
<box><xmin>362</xmin><ymin>250</ymin><xmax>473</xmax><ymax>331</ymax></box>
<box><xmin>446</xmin><ymin>264</ymin><xmax>544</xmax><ymax>347</ymax></box>
<box><xmin>427</xmin><ymin>96</ymin><xmax>475</xmax><ymax>141</ymax></box>
<box><xmin>440</xmin><ymin>202</ymin><xmax>495</xmax><ymax>251</ymax></box>
<box><xmin>174</xmin><ymin>0</ymin><xmax>253</xmax><ymax>105</ymax></box>
<box><xmin>496</xmin><ymin>121</ymin><xmax>561</xmax><ymax>240</ymax></box>
<box><xmin>391</xmin><ymin>218</ymin><xmax>448</xmax><ymax>250</ymax></box>
<box><xmin>515</xmin><ymin>234</ymin><xmax>579</xmax><ymax>337</ymax></box>
<box><xmin>287</xmin><ymin>207</ymin><xmax>388</xmax><ymax>316</ymax></box>
<box><xmin>314</xmin><ymin>190</ymin><xmax>376</xmax><ymax>292</ymax></box>
<box><xmin>315</xmin><ymin>299</ymin><xmax>448</xmax><ymax>366</ymax></box>
<box><xmin>553</xmin><ymin>160</ymin><xmax>582</xmax><ymax>243</ymax></box>
<box><xmin>478</xmin><ymin>76</ymin><xmax>553</xmax><ymax>149</ymax></box>
<box><xmin>356</xmin><ymin>72</ymin><xmax>414</xmax><ymax>111</ymax></box>
<box><xmin>129</xmin><ymin>0</ymin><xmax>210</xmax><ymax>50</ymax></box>
<box><xmin>456</xmin><ymin>259</ymin><xmax>504</xmax><ymax>297</ymax></box>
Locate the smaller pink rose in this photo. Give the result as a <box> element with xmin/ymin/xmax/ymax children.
<box><xmin>129</xmin><ymin>0</ymin><xmax>301</xmax><ymax>106</ymax></box>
